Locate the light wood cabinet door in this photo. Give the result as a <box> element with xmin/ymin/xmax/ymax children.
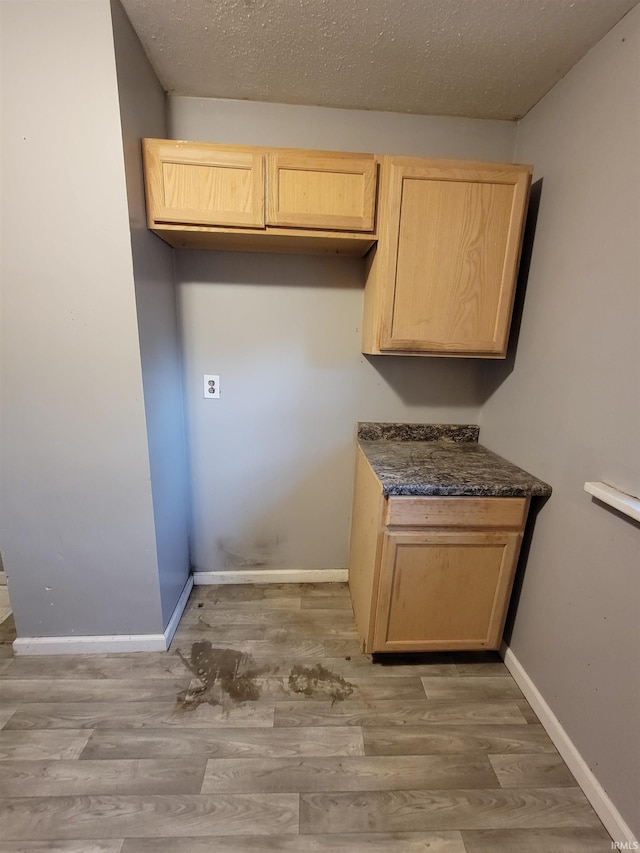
<box><xmin>372</xmin><ymin>529</ymin><xmax>523</xmax><ymax>652</ymax></box>
<box><xmin>364</xmin><ymin>157</ymin><xmax>531</xmax><ymax>357</ymax></box>
<box><xmin>267</xmin><ymin>152</ymin><xmax>377</xmax><ymax>231</ymax></box>
<box><xmin>143</xmin><ymin>140</ymin><xmax>265</xmax><ymax>228</ymax></box>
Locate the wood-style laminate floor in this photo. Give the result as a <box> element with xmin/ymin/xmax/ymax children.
<box><xmin>0</xmin><ymin>583</ymin><xmax>612</xmax><ymax>852</ymax></box>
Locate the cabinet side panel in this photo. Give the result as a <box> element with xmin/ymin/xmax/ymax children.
<box><xmin>485</xmin><ymin>530</ymin><xmax>524</xmax><ymax>648</ymax></box>
<box><xmin>362</xmin><ymin>244</ymin><xmax>383</xmax><ymax>352</ymax></box>
<box><xmin>362</xmin><ymin>157</ymin><xmax>393</xmax><ymax>353</ymax></box>
<box><xmin>348</xmin><ymin>448</ymin><xmax>384</xmax><ymax>651</ymax></box>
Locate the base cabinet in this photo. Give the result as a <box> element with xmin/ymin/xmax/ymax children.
<box><xmin>348</xmin><ymin>448</ymin><xmax>529</xmax><ymax>653</ymax></box>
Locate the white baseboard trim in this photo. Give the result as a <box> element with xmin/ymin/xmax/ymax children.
<box><xmin>13</xmin><ymin>575</ymin><xmax>194</xmax><ymax>656</ymax></box>
<box><xmin>13</xmin><ymin>633</ymin><xmax>168</xmax><ymax>655</ymax></box>
<box><xmin>501</xmin><ymin>643</ymin><xmax>637</xmax><ymax>846</ymax></box>
<box><xmin>163</xmin><ymin>575</ymin><xmax>193</xmax><ymax>648</ymax></box>
<box><xmin>193</xmin><ymin>568</ymin><xmax>349</xmax><ymax>585</ymax></box>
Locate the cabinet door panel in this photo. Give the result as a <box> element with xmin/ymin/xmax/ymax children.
<box><xmin>144</xmin><ymin>140</ymin><xmax>265</xmax><ymax>228</ymax></box>
<box><xmin>373</xmin><ymin>530</ymin><xmax>522</xmax><ymax>652</ymax></box>
<box><xmin>379</xmin><ymin>159</ymin><xmax>531</xmax><ymax>356</ymax></box>
<box><xmin>267</xmin><ymin>153</ymin><xmax>376</xmax><ymax>231</ymax></box>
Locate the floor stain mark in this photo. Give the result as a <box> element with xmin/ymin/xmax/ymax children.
<box><xmin>288</xmin><ymin>663</ymin><xmax>354</xmax><ymax>704</ymax></box>
<box><xmin>176</xmin><ymin>641</ymin><xmax>267</xmax><ymax>711</ymax></box>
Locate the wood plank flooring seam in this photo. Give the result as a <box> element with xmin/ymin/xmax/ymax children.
<box><xmin>487</xmin><ymin>753</ymin><xmax>579</xmax><ymax>789</ymax></box>
<box><xmin>117</xmin><ymin>830</ymin><xmax>468</xmax><ymax>852</ymax></box>
<box><xmin>361</xmin><ymin>723</ymin><xmax>557</xmax><ymax>756</ymax></box>
<box><xmin>272</xmin><ymin>698</ymin><xmax>530</xmax><ymax>728</ymax></box>
<box><xmin>0</xmin><ymin>842</ymin><xmax>126</xmax><ymax>853</ymax></box>
<box><xmin>0</xmin><ymin>793</ymin><xmax>301</xmax><ymax>840</ymax></box>
<box><xmin>79</xmin><ymin>726</ymin><xmax>366</xmax><ymax>760</ymax></box>
<box><xmin>3</xmin><ymin>700</ymin><xmax>277</xmax><ymax>730</ymax></box>
<box><xmin>297</xmin><ymin>787</ymin><xmax>604</xmax><ymax>834</ymax></box>
<box><xmin>0</xmin><ymin>730</ymin><xmax>94</xmax><ymax>760</ymax></box>
<box><xmin>0</xmin><ymin>758</ymin><xmax>210</xmax><ymax>797</ymax></box>
<box><xmin>200</xmin><ymin>753</ymin><xmax>501</xmax><ymax>794</ymax></box>
<box><xmin>461</xmin><ymin>826</ymin><xmax>615</xmax><ymax>852</ymax></box>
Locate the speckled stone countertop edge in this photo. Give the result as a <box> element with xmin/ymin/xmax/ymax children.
<box><xmin>375</xmin><ymin>478</ymin><xmax>552</xmax><ymax>498</ymax></box>
<box><xmin>357</xmin><ymin>423</ymin><xmax>552</xmax><ymax>498</ymax></box>
<box><xmin>357</xmin><ymin>422</ymin><xmax>480</xmax><ymax>442</ymax></box>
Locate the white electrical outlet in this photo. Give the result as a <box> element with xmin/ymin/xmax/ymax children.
<box><xmin>203</xmin><ymin>374</ymin><xmax>220</xmax><ymax>399</ymax></box>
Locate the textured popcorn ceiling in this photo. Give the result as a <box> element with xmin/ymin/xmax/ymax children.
<box><xmin>119</xmin><ymin>0</ymin><xmax>639</xmax><ymax>120</ymax></box>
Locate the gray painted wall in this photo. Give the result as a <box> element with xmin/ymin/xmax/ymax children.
<box><xmin>0</xmin><ymin>0</ymin><xmax>164</xmax><ymax>636</ymax></box>
<box><xmin>168</xmin><ymin>96</ymin><xmax>517</xmax><ymax>157</ymax></box>
<box><xmin>110</xmin><ymin>0</ymin><xmax>191</xmax><ymax>626</ymax></box>
<box><xmin>479</xmin><ymin>6</ymin><xmax>640</xmax><ymax>835</ymax></box>
<box><xmin>170</xmin><ymin>97</ymin><xmax>517</xmax><ymax>573</ymax></box>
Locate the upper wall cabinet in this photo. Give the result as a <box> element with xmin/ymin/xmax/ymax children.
<box><xmin>142</xmin><ymin>141</ymin><xmax>532</xmax><ymax>358</ymax></box>
<box><xmin>267</xmin><ymin>152</ymin><xmax>377</xmax><ymax>232</ymax></box>
<box><xmin>143</xmin><ymin>140</ymin><xmax>265</xmax><ymax>228</ymax></box>
<box><xmin>362</xmin><ymin>157</ymin><xmax>532</xmax><ymax>358</ymax></box>
<box><xmin>142</xmin><ymin>139</ymin><xmax>378</xmax><ymax>256</ymax></box>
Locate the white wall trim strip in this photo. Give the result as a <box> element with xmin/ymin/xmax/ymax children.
<box><xmin>163</xmin><ymin>575</ymin><xmax>193</xmax><ymax>648</ymax></box>
<box><xmin>193</xmin><ymin>568</ymin><xmax>349</xmax><ymax>585</ymax></box>
<box><xmin>501</xmin><ymin>643</ymin><xmax>638</xmax><ymax>846</ymax></box>
<box><xmin>13</xmin><ymin>633</ymin><xmax>168</xmax><ymax>656</ymax></box>
<box><xmin>13</xmin><ymin>575</ymin><xmax>195</xmax><ymax>656</ymax></box>
<box><xmin>584</xmin><ymin>481</ymin><xmax>640</xmax><ymax>523</ymax></box>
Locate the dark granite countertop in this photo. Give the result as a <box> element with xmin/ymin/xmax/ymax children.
<box><xmin>358</xmin><ymin>423</ymin><xmax>552</xmax><ymax>498</ymax></box>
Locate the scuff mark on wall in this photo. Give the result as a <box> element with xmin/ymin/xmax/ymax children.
<box><xmin>216</xmin><ymin>534</ymin><xmax>287</xmax><ymax>570</ymax></box>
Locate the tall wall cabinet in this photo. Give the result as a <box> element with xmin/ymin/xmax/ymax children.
<box><xmin>361</xmin><ymin>157</ymin><xmax>532</xmax><ymax>358</ymax></box>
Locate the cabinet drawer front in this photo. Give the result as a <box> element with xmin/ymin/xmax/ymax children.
<box><xmin>144</xmin><ymin>140</ymin><xmax>265</xmax><ymax>228</ymax></box>
<box><xmin>386</xmin><ymin>496</ymin><xmax>528</xmax><ymax>529</ymax></box>
<box><xmin>267</xmin><ymin>153</ymin><xmax>377</xmax><ymax>231</ymax></box>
